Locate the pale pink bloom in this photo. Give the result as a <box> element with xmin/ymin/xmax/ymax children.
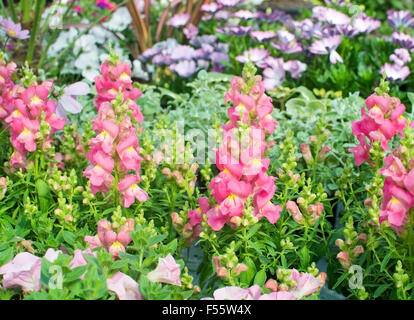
<box><xmin>146</xmin><ymin>254</ymin><xmax>181</xmax><ymax>286</ymax></box>
<box><xmin>259</xmin><ymin>291</ymin><xmax>296</xmax><ymax>300</ymax></box>
<box><xmin>107</xmin><ymin>272</ymin><xmax>143</xmax><ymax>300</ymax></box>
<box><xmin>117</xmin><ymin>174</ymin><xmax>149</xmax><ymax>208</ymax></box>
<box><xmin>289</xmin><ymin>272</ymin><xmax>323</xmax><ymax>299</ymax></box>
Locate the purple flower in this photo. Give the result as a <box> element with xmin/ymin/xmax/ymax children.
<box><xmin>140</xmin><ymin>46</ymin><xmax>161</xmax><ymax>62</ymax></box>
<box><xmin>259</xmin><ymin>10</ymin><xmax>291</xmax><ymax>23</ymax></box>
<box><xmin>153</xmin><ymin>54</ymin><xmax>174</xmax><ymax>66</ymax></box>
<box><xmin>312</xmin><ymin>6</ymin><xmax>350</xmax><ymax>25</ymax></box>
<box><xmin>352</xmin><ymin>14</ymin><xmax>381</xmax><ymax>34</ymax></box>
<box><xmin>236</xmin><ymin>48</ymin><xmax>269</xmax><ymax>68</ymax></box>
<box><xmin>214</xmin><ymin>10</ymin><xmax>232</xmax><ymax>21</ymax></box>
<box><xmin>309</xmin><ymin>35</ymin><xmax>343</xmax><ymax>64</ymax></box>
<box><xmin>190</xmin><ymin>35</ymin><xmax>217</xmax><ymax>47</ymax></box>
<box><xmin>211</xmin><ymin>51</ymin><xmax>229</xmax><ymax>66</ymax></box>
<box><xmin>250</xmin><ymin>30</ymin><xmax>277</xmax><ymax>43</ymax></box>
<box><xmin>390</xmin><ymin>48</ymin><xmax>412</xmax><ymax>66</ymax></box>
<box><xmin>290</xmin><ymin>19</ymin><xmax>326</xmax><ymax>39</ymax></box>
<box><xmin>380</xmin><ymin>63</ymin><xmax>410</xmax><ymax>81</ymax></box>
<box><xmin>1</xmin><ymin>18</ymin><xmax>30</xmax><ymax>39</ymax></box>
<box><xmin>170</xmin><ymin>45</ymin><xmax>197</xmax><ymax>61</ymax></box>
<box><xmin>233</xmin><ymin>10</ymin><xmax>259</xmax><ymax>20</ymax></box>
<box><xmin>184</xmin><ymin>24</ymin><xmax>198</xmax><ymax>40</ymax></box>
<box><xmin>217</xmin><ymin>0</ymin><xmax>243</xmax><ymax>7</ymax></box>
<box><xmin>284</xmin><ymin>60</ymin><xmax>306</xmax><ymax>79</ymax></box>
<box><xmin>272</xmin><ymin>30</ymin><xmax>302</xmax><ymax>54</ymax></box>
<box><xmin>262</xmin><ymin>57</ymin><xmax>286</xmax><ymax>91</ymax></box>
<box><xmin>56</xmin><ymin>82</ymin><xmax>90</xmax><ymax>118</ymax></box>
<box><xmin>167</xmin><ymin>13</ymin><xmax>190</xmax><ymax>28</ymax></box>
<box><xmin>201</xmin><ymin>3</ymin><xmax>222</xmax><ymax>14</ymax></box>
<box><xmin>170</xmin><ymin>60</ymin><xmax>197</xmax><ymax>78</ymax></box>
<box><xmin>387</xmin><ymin>10</ymin><xmax>414</xmax><ymax>29</ymax></box>
<box><xmin>216</xmin><ymin>25</ymin><xmax>252</xmax><ymax>36</ymax></box>
<box><xmin>392</xmin><ymin>31</ymin><xmax>414</xmax><ymax>49</ymax></box>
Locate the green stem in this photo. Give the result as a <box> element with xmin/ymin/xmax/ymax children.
<box><xmin>21</xmin><ymin>0</ymin><xmax>31</xmax><ymax>24</ymax></box>
<box><xmin>7</xmin><ymin>0</ymin><xmax>18</xmax><ymax>23</ymax></box>
<box><xmin>27</xmin><ymin>0</ymin><xmax>46</xmax><ymax>63</ymax></box>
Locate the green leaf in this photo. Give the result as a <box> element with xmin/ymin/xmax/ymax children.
<box><xmin>253</xmin><ymin>269</ymin><xmax>267</xmax><ymax>286</ymax></box>
<box><xmin>65</xmin><ymin>266</ymin><xmax>87</xmax><ymax>283</ymax></box>
<box><xmin>246</xmin><ymin>223</ymin><xmax>261</xmax><ymax>239</ymax></box>
<box><xmin>373</xmin><ymin>284</ymin><xmax>391</xmax><ymax>298</ymax></box>
<box><xmin>147</xmin><ymin>234</ymin><xmax>167</xmax><ymax>247</ymax></box>
<box><xmin>380</xmin><ymin>252</ymin><xmax>392</xmax><ymax>272</ymax></box>
<box><xmin>62</xmin><ymin>231</ymin><xmax>76</xmax><ymax>246</ymax></box>
<box><xmin>240</xmin><ymin>257</ymin><xmax>257</xmax><ymax>286</ymax></box>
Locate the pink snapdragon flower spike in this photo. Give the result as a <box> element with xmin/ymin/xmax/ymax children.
<box><xmin>83</xmin><ymin>54</ymin><xmax>147</xmax><ymax>207</ymax></box>
<box><xmin>147</xmin><ymin>254</ymin><xmax>182</xmax><ymax>287</ymax></box>
<box><xmin>187</xmin><ymin>64</ymin><xmax>282</xmax><ymax>234</ymax></box>
<box><xmin>107</xmin><ymin>272</ymin><xmax>143</xmax><ymax>300</ymax></box>
<box><xmin>349</xmin><ymin>93</ymin><xmax>408</xmax><ymax>166</ymax></box>
<box><xmin>3</xmin><ymin>68</ymin><xmax>66</xmax><ymax>167</ymax></box>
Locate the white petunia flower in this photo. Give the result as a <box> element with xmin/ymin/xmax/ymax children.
<box><xmin>103</xmin><ymin>7</ymin><xmax>132</xmax><ymax>32</ymax></box>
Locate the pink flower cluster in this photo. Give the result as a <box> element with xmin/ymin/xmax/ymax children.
<box><xmin>350</xmin><ymin>94</ymin><xmax>408</xmax><ymax>166</ymax></box>
<box><xmin>379</xmin><ymin>154</ymin><xmax>414</xmax><ymax>231</ymax></box>
<box><xmin>4</xmin><ymin>80</ymin><xmax>65</xmax><ymax>167</ymax></box>
<box><xmin>189</xmin><ymin>75</ymin><xmax>282</xmax><ymax>231</ymax></box>
<box><xmin>83</xmin><ymin>57</ymin><xmax>148</xmax><ymax>208</ymax></box>
<box><xmin>0</xmin><ymin>249</ymin><xmax>60</xmax><ymax>292</ymax></box>
<box><xmin>0</xmin><ymin>59</ymin><xmax>17</xmax><ymax>119</ymax></box>
<box><xmin>84</xmin><ymin>218</ymin><xmax>134</xmax><ymax>258</ymax></box>
<box><xmin>203</xmin><ymin>269</ymin><xmax>324</xmax><ymax>300</ymax></box>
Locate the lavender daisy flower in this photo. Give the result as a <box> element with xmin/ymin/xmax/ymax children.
<box><xmin>262</xmin><ymin>57</ymin><xmax>286</xmax><ymax>91</ymax></box>
<box><xmin>167</xmin><ymin>13</ymin><xmax>190</xmax><ymax>28</ymax></box>
<box><xmin>309</xmin><ymin>35</ymin><xmax>343</xmax><ymax>64</ymax></box>
<box><xmin>392</xmin><ymin>31</ymin><xmax>414</xmax><ymax>49</ymax></box>
<box><xmin>236</xmin><ymin>48</ymin><xmax>269</xmax><ymax>68</ymax></box>
<box><xmin>312</xmin><ymin>6</ymin><xmax>350</xmax><ymax>25</ymax></box>
<box><xmin>380</xmin><ymin>63</ymin><xmax>410</xmax><ymax>81</ymax></box>
<box><xmin>1</xmin><ymin>18</ymin><xmax>30</xmax><ymax>39</ymax></box>
<box><xmin>390</xmin><ymin>48</ymin><xmax>412</xmax><ymax>66</ymax></box>
<box><xmin>217</xmin><ymin>0</ymin><xmax>243</xmax><ymax>7</ymax></box>
<box><xmin>214</xmin><ymin>10</ymin><xmax>232</xmax><ymax>21</ymax></box>
<box><xmin>170</xmin><ymin>60</ymin><xmax>197</xmax><ymax>78</ymax></box>
<box><xmin>184</xmin><ymin>24</ymin><xmax>198</xmax><ymax>40</ymax></box>
<box><xmin>233</xmin><ymin>10</ymin><xmax>259</xmax><ymax>20</ymax></box>
<box><xmin>272</xmin><ymin>41</ymin><xmax>302</xmax><ymax>54</ymax></box>
<box><xmin>336</xmin><ymin>24</ymin><xmax>360</xmax><ymax>38</ymax></box>
<box><xmin>170</xmin><ymin>45</ymin><xmax>197</xmax><ymax>61</ymax></box>
<box><xmin>211</xmin><ymin>51</ymin><xmax>229</xmax><ymax>68</ymax></box>
<box><xmin>190</xmin><ymin>35</ymin><xmax>217</xmax><ymax>47</ymax></box>
<box><xmin>153</xmin><ymin>54</ymin><xmax>174</xmax><ymax>66</ymax></box>
<box><xmin>140</xmin><ymin>46</ymin><xmax>162</xmax><ymax>62</ymax></box>
<box><xmin>250</xmin><ymin>30</ymin><xmax>277</xmax><ymax>43</ymax></box>
<box><xmin>352</xmin><ymin>14</ymin><xmax>381</xmax><ymax>34</ymax></box>
<box><xmin>387</xmin><ymin>10</ymin><xmax>414</xmax><ymax>29</ymax></box>
<box><xmin>216</xmin><ymin>25</ymin><xmax>252</xmax><ymax>36</ymax></box>
<box><xmin>259</xmin><ymin>10</ymin><xmax>291</xmax><ymax>23</ymax></box>
<box><xmin>291</xmin><ymin>19</ymin><xmax>325</xmax><ymax>40</ymax></box>
<box><xmin>201</xmin><ymin>3</ymin><xmax>222</xmax><ymax>14</ymax></box>
<box><xmin>283</xmin><ymin>60</ymin><xmax>306</xmax><ymax>79</ymax></box>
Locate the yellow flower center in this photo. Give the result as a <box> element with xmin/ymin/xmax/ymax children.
<box><xmin>391</xmin><ymin>198</ymin><xmax>399</xmax><ymax>204</ymax></box>
<box><xmin>13</xmin><ymin>110</ymin><xmax>20</xmax><ymax>116</ymax></box>
<box><xmin>101</xmin><ymin>131</ymin><xmax>108</xmax><ymax>137</ymax></box>
<box><xmin>127</xmin><ymin>147</ymin><xmax>134</xmax><ymax>152</ymax></box>
<box><xmin>228</xmin><ymin>194</ymin><xmax>237</xmax><ymax>200</ymax></box>
<box><xmin>22</xmin><ymin>129</ymin><xmax>30</xmax><ymax>135</ymax></box>
<box><xmin>252</xmin><ymin>158</ymin><xmax>261</xmax><ymax>165</ymax></box>
<box><xmin>223</xmin><ymin>169</ymin><xmax>230</xmax><ymax>174</ymax></box>
<box><xmin>120</xmin><ymin>72</ymin><xmax>130</xmax><ymax>80</ymax></box>
<box><xmin>31</xmin><ymin>96</ymin><xmax>41</xmax><ymax>104</ymax></box>
<box><xmin>130</xmin><ymin>184</ymin><xmax>138</xmax><ymax>190</ymax></box>
<box><xmin>112</xmin><ymin>241</ymin><xmax>123</xmax><ymax>248</ymax></box>
<box><xmin>96</xmin><ymin>164</ymin><xmax>102</xmax><ymax>168</ymax></box>
<box><xmin>8</xmin><ymin>29</ymin><xmax>15</xmax><ymax>35</ymax></box>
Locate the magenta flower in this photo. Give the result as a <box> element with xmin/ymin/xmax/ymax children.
<box><xmin>236</xmin><ymin>48</ymin><xmax>269</xmax><ymax>68</ymax></box>
<box><xmin>107</xmin><ymin>272</ymin><xmax>143</xmax><ymax>300</ymax></box>
<box><xmin>147</xmin><ymin>254</ymin><xmax>182</xmax><ymax>287</ymax></box>
<box><xmin>167</xmin><ymin>13</ymin><xmax>190</xmax><ymax>28</ymax></box>
<box><xmin>117</xmin><ymin>174</ymin><xmax>149</xmax><ymax>208</ymax></box>
<box><xmin>250</xmin><ymin>30</ymin><xmax>277</xmax><ymax>43</ymax></box>
<box><xmin>309</xmin><ymin>35</ymin><xmax>343</xmax><ymax>64</ymax></box>
<box><xmin>1</xmin><ymin>18</ymin><xmax>30</xmax><ymax>39</ymax></box>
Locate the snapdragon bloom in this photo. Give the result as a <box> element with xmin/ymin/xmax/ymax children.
<box><xmin>147</xmin><ymin>254</ymin><xmax>182</xmax><ymax>286</ymax></box>
<box><xmin>83</xmin><ymin>56</ymin><xmax>147</xmax><ymax>208</ymax></box>
<box><xmin>186</xmin><ymin>66</ymin><xmax>282</xmax><ymax>233</ymax></box>
<box><xmin>107</xmin><ymin>272</ymin><xmax>143</xmax><ymax>300</ymax></box>
<box><xmin>349</xmin><ymin>93</ymin><xmax>408</xmax><ymax>166</ymax></box>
